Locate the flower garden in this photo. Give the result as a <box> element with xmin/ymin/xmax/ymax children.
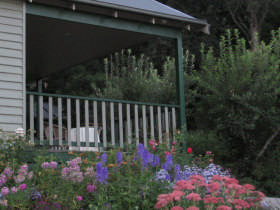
<box><xmin>0</xmin><ymin>131</ymin><xmax>265</xmax><ymax>209</ymax></box>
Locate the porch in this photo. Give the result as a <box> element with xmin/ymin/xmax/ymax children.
<box><xmin>26</xmin><ymin>91</ymin><xmax>179</xmax><ymax>150</ymax></box>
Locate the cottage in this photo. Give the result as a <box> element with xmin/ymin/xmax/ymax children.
<box><xmin>0</xmin><ymin>0</ymin><xmax>208</xmax><ymax>149</ymax></box>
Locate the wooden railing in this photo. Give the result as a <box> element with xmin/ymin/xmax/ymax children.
<box><xmin>26</xmin><ymin>92</ymin><xmax>179</xmax><ymax>150</ymax></box>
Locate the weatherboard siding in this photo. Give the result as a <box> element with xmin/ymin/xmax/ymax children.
<box><xmin>0</xmin><ymin>0</ymin><xmax>25</xmax><ymax>132</ymax></box>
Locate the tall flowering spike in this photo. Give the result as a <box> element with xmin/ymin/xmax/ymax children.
<box><xmin>149</xmin><ymin>153</ymin><xmax>154</xmax><ymax>163</ymax></box>
<box><xmin>142</xmin><ymin>149</ymin><xmax>150</xmax><ymax>168</ymax></box>
<box><xmin>137</xmin><ymin>144</ymin><xmax>145</xmax><ymax>159</ymax></box>
<box><xmin>96</xmin><ymin>163</ymin><xmax>108</xmax><ymax>184</ymax></box>
<box><xmin>174</xmin><ymin>164</ymin><xmax>181</xmax><ymax>181</ymax></box>
<box><xmin>152</xmin><ymin>155</ymin><xmax>160</xmax><ymax>167</ymax></box>
<box><xmin>116</xmin><ymin>151</ymin><xmax>123</xmax><ymax>165</ymax></box>
<box><xmin>162</xmin><ymin>154</ymin><xmax>173</xmax><ymax>171</ymax></box>
<box><xmin>101</xmin><ymin>153</ymin><xmax>107</xmax><ymax>165</ymax></box>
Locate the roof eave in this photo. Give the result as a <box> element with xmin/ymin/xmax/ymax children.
<box><xmin>26</xmin><ymin>0</ymin><xmax>210</xmax><ymax>33</ymax></box>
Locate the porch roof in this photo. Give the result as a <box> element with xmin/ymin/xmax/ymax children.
<box><xmin>27</xmin><ymin>0</ymin><xmax>209</xmax><ymax>31</ymax></box>
<box><xmin>77</xmin><ymin>0</ymin><xmax>203</xmax><ymax>24</ymax></box>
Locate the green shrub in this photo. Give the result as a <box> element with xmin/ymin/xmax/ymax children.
<box><xmin>187</xmin><ymin>28</ymin><xmax>280</xmax><ymax>195</ymax></box>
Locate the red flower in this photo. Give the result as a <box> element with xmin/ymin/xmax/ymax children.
<box><xmin>165</xmin><ymin>151</ymin><xmax>171</xmax><ymax>156</ymax></box>
<box><xmin>187</xmin><ymin>148</ymin><xmax>193</xmax><ymax>154</ymax></box>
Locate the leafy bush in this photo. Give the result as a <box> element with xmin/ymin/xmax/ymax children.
<box><xmin>187</xmin><ymin>28</ymin><xmax>280</xmax><ymax>195</ymax></box>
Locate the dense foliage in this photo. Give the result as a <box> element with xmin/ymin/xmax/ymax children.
<box><xmin>186</xmin><ymin>29</ymin><xmax>280</xmax><ymax>196</ymax></box>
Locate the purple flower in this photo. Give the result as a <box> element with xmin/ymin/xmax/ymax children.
<box><xmin>76</xmin><ymin>195</ymin><xmax>82</xmax><ymax>201</ymax></box>
<box><xmin>116</xmin><ymin>152</ymin><xmax>123</xmax><ymax>165</ymax></box>
<box><xmin>151</xmin><ymin>155</ymin><xmax>160</xmax><ymax>167</ymax></box>
<box><xmin>1</xmin><ymin>187</ymin><xmax>9</xmax><ymax>196</ymax></box>
<box><xmin>96</xmin><ymin>163</ymin><xmax>108</xmax><ymax>184</ymax></box>
<box><xmin>50</xmin><ymin>161</ymin><xmax>58</xmax><ymax>169</ymax></box>
<box><xmin>87</xmin><ymin>184</ymin><xmax>95</xmax><ymax>192</ymax></box>
<box><xmin>19</xmin><ymin>183</ymin><xmax>27</xmax><ymax>191</ymax></box>
<box><xmin>142</xmin><ymin>149</ymin><xmax>151</xmax><ymax>168</ymax></box>
<box><xmin>3</xmin><ymin>167</ymin><xmax>13</xmax><ymax>177</ymax></box>
<box><xmin>41</xmin><ymin>162</ymin><xmax>50</xmax><ymax>169</ymax></box>
<box><xmin>101</xmin><ymin>153</ymin><xmax>107</xmax><ymax>165</ymax></box>
<box><xmin>174</xmin><ymin>164</ymin><xmax>182</xmax><ymax>181</ymax></box>
<box><xmin>31</xmin><ymin>191</ymin><xmax>41</xmax><ymax>200</ymax></box>
<box><xmin>137</xmin><ymin>144</ymin><xmax>145</xmax><ymax>159</ymax></box>
<box><xmin>161</xmin><ymin>154</ymin><xmax>173</xmax><ymax>171</ymax></box>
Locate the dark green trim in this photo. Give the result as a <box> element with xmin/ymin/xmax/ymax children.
<box><xmin>26</xmin><ymin>91</ymin><xmax>180</xmax><ymax>108</ymax></box>
<box><xmin>26</xmin><ymin>3</ymin><xmax>180</xmax><ymax>38</ymax></box>
<box><xmin>175</xmin><ymin>33</ymin><xmax>186</xmax><ymax>129</ymax></box>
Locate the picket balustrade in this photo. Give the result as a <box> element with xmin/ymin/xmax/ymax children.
<box><xmin>26</xmin><ymin>91</ymin><xmax>179</xmax><ymax>151</ymax></box>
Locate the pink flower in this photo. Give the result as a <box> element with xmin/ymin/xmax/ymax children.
<box><xmin>173</xmin><ymin>180</ymin><xmax>195</xmax><ymax>191</ymax></box>
<box><xmin>165</xmin><ymin>151</ymin><xmax>171</xmax><ymax>156</ymax></box>
<box><xmin>3</xmin><ymin>168</ymin><xmax>13</xmax><ymax>177</ymax></box>
<box><xmin>224</xmin><ymin>177</ymin><xmax>239</xmax><ymax>185</ymax></box>
<box><xmin>50</xmin><ymin>161</ymin><xmax>58</xmax><ymax>169</ymax></box>
<box><xmin>27</xmin><ymin>171</ymin><xmax>34</xmax><ymax>180</ymax></box>
<box><xmin>186</xmin><ymin>207</ymin><xmax>199</xmax><ymax>210</ymax></box>
<box><xmin>206</xmin><ymin>151</ymin><xmax>211</xmax><ymax>155</ymax></box>
<box><xmin>155</xmin><ymin>194</ymin><xmax>173</xmax><ymax>209</ymax></box>
<box><xmin>211</xmin><ymin>175</ymin><xmax>224</xmax><ymax>182</ymax></box>
<box><xmin>76</xmin><ymin>196</ymin><xmax>82</xmax><ymax>201</ymax></box>
<box><xmin>18</xmin><ymin>164</ymin><xmax>28</xmax><ymax>176</ymax></box>
<box><xmin>148</xmin><ymin>140</ymin><xmax>154</xmax><ymax>147</ymax></box>
<box><xmin>177</xmin><ymin>130</ymin><xmax>181</xmax><ymax>134</ymax></box>
<box><xmin>87</xmin><ymin>184</ymin><xmax>95</xmax><ymax>192</ymax></box>
<box><xmin>243</xmin><ymin>184</ymin><xmax>255</xmax><ymax>190</ymax></box>
<box><xmin>152</xmin><ymin>147</ymin><xmax>156</xmax><ymax>150</ymax></box>
<box><xmin>172</xmin><ymin>190</ymin><xmax>185</xmax><ymax>201</ymax></box>
<box><xmin>208</xmin><ymin>182</ymin><xmax>221</xmax><ymax>192</ymax></box>
<box><xmin>14</xmin><ymin>175</ymin><xmax>25</xmax><ymax>183</ymax></box>
<box><xmin>171</xmin><ymin>206</ymin><xmax>183</xmax><ymax>210</ymax></box>
<box><xmin>172</xmin><ymin>142</ymin><xmax>177</xmax><ymax>145</ymax></box>
<box><xmin>41</xmin><ymin>162</ymin><xmax>50</xmax><ymax>169</ymax></box>
<box><xmin>19</xmin><ymin>183</ymin><xmax>26</xmax><ymax>191</ymax></box>
<box><xmin>186</xmin><ymin>193</ymin><xmax>201</xmax><ymax>201</ymax></box>
<box><xmin>190</xmin><ymin>175</ymin><xmax>206</xmax><ymax>186</ymax></box>
<box><xmin>1</xmin><ymin>187</ymin><xmax>9</xmax><ymax>196</ymax></box>
<box><xmin>11</xmin><ymin>187</ymin><xmax>18</xmax><ymax>193</ymax></box>
<box><xmin>217</xmin><ymin>205</ymin><xmax>232</xmax><ymax>210</ymax></box>
<box><xmin>204</xmin><ymin>196</ymin><xmax>224</xmax><ymax>204</ymax></box>
<box><xmin>187</xmin><ymin>147</ymin><xmax>193</xmax><ymax>154</ymax></box>
<box><xmin>233</xmin><ymin>199</ymin><xmax>250</xmax><ymax>208</ymax></box>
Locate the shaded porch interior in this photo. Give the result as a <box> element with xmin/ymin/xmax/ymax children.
<box><xmin>26</xmin><ymin>14</ymin><xmax>179</xmax><ymax>149</ymax></box>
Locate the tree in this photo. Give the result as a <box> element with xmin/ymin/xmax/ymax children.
<box><xmin>226</xmin><ymin>0</ymin><xmax>275</xmax><ymax>49</ymax></box>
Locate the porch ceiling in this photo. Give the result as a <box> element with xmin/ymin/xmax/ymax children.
<box><xmin>27</xmin><ymin>14</ymin><xmax>154</xmax><ymax>81</ymax></box>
